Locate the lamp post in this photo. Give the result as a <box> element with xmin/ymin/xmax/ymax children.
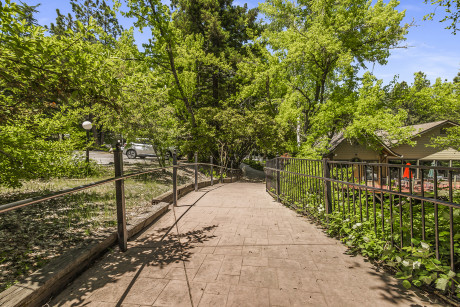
<box><xmin>82</xmin><ymin>121</ymin><xmax>92</xmax><ymax>164</ymax></box>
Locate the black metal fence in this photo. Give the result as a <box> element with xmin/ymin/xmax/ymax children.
<box><xmin>265</xmin><ymin>157</ymin><xmax>460</xmax><ymax>287</ymax></box>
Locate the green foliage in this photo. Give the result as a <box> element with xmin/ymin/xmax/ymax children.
<box><xmin>0</xmin><ymin>114</ymin><xmax>101</xmax><ymax>187</ymax></box>
<box><xmin>275</xmin><ymin>161</ymin><xmax>460</xmax><ymax>298</ymax></box>
<box><xmin>49</xmin><ymin>0</ymin><xmax>123</xmax><ymax>41</ymax></box>
<box><xmin>303</xmin><ymin>69</ymin><xmax>460</xmax><ymax>158</ymax></box>
<box><xmin>124</xmin><ymin>0</ymin><xmax>279</xmax><ymax>166</ymax></box>
<box><xmin>260</xmin><ymin>0</ymin><xmax>409</xmax><ymax>154</ymax></box>
<box><xmin>332</xmin><ymin>210</ymin><xmax>460</xmax><ymax>297</ymax></box>
<box><xmin>424</xmin><ymin>0</ymin><xmax>460</xmax><ymax>34</ymax></box>
<box><xmin>2</xmin><ymin>0</ymin><xmax>457</xmax><ymax>189</ymax></box>
<box><xmin>342</xmin><ymin>73</ymin><xmax>415</xmax><ymax>149</ymax></box>
<box><xmin>14</xmin><ymin>1</ymin><xmax>41</xmax><ymax>28</ymax></box>
<box><xmin>384</xmin><ymin>72</ymin><xmax>460</xmax><ymax>150</ymax></box>
<box><xmin>0</xmin><ymin>0</ymin><xmax>121</xmax><ymax>187</ymax></box>
<box><xmin>430</xmin><ymin>126</ymin><xmax>460</xmax><ymax>150</ymax></box>
<box><xmin>200</xmin><ymin>168</ymin><xmax>227</xmax><ymax>179</ymax></box>
<box><xmin>388</xmin><ymin>72</ymin><xmax>460</xmax><ymax>126</ymax></box>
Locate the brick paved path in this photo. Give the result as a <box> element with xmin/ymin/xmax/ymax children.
<box><xmin>51</xmin><ymin>182</ymin><xmax>440</xmax><ymax>306</ymax></box>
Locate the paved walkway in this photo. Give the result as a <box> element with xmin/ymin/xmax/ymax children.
<box><xmin>51</xmin><ymin>182</ymin><xmax>439</xmax><ymax>306</ymax></box>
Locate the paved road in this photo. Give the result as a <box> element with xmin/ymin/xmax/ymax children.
<box><xmin>89</xmin><ymin>151</ymin><xmax>159</xmax><ymax>165</ymax></box>
<box><xmin>240</xmin><ymin>163</ymin><xmax>265</xmax><ymax>180</ymax></box>
<box><xmin>51</xmin><ymin>183</ymin><xmax>440</xmax><ymax>306</ymax></box>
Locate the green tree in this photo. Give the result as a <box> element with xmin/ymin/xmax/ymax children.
<box><xmin>387</xmin><ymin>72</ymin><xmax>438</xmax><ymax>125</ymax></box>
<box><xmin>48</xmin><ymin>0</ymin><xmax>125</xmax><ymax>146</ymax></box>
<box><xmin>259</xmin><ymin>0</ymin><xmax>409</xmax><ymax>154</ymax></box>
<box><xmin>124</xmin><ymin>0</ymin><xmax>277</xmax><ymax>165</ymax></box>
<box><xmin>171</xmin><ymin>0</ymin><xmax>262</xmax><ymax>105</ymax></box>
<box><xmin>93</xmin><ymin>29</ymin><xmax>181</xmax><ymax>167</ymax></box>
<box><xmin>0</xmin><ymin>0</ymin><xmax>123</xmax><ymax>187</ymax></box>
<box><xmin>49</xmin><ymin>1</ymin><xmax>123</xmax><ymax>43</ymax></box>
<box><xmin>124</xmin><ymin>0</ymin><xmax>202</xmax><ymax>133</ymax></box>
<box><xmin>386</xmin><ymin>72</ymin><xmax>460</xmax><ymax>126</ymax></box>
<box><xmin>424</xmin><ymin>0</ymin><xmax>460</xmax><ymax>34</ymax></box>
<box><xmin>383</xmin><ymin>71</ymin><xmax>460</xmax><ymax>150</ymax></box>
<box><xmin>341</xmin><ymin>73</ymin><xmax>413</xmax><ymax>149</ymax></box>
<box><xmin>453</xmin><ymin>71</ymin><xmax>460</xmax><ymax>83</ymax></box>
<box><xmin>70</xmin><ymin>0</ymin><xmax>123</xmax><ymax>40</ymax></box>
<box><xmin>48</xmin><ymin>9</ymin><xmax>75</xmax><ymax>36</ymax></box>
<box><xmin>15</xmin><ymin>1</ymin><xmax>41</xmax><ymax>27</ymax></box>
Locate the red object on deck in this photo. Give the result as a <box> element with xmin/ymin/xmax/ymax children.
<box><xmin>403</xmin><ymin>163</ymin><xmax>413</xmax><ymax>178</ymax></box>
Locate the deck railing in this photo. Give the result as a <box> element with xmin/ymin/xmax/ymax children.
<box><xmin>265</xmin><ymin>157</ymin><xmax>460</xmax><ymax>294</ymax></box>
<box><xmin>0</xmin><ymin>148</ymin><xmax>241</xmax><ymax>251</ymax></box>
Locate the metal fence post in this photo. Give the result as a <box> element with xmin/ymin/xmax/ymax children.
<box><xmin>210</xmin><ymin>156</ymin><xmax>214</xmax><ymax>186</ymax></box>
<box><xmin>195</xmin><ymin>152</ymin><xmax>198</xmax><ymax>191</ymax></box>
<box><xmin>114</xmin><ymin>143</ymin><xmax>127</xmax><ymax>252</ymax></box>
<box><xmin>220</xmin><ymin>163</ymin><xmax>223</xmax><ymax>183</ymax></box>
<box><xmin>231</xmin><ymin>160</ymin><xmax>233</xmax><ymax>182</ymax></box>
<box><xmin>276</xmin><ymin>156</ymin><xmax>280</xmax><ymax>202</ymax></box>
<box><xmin>322</xmin><ymin>158</ymin><xmax>332</xmax><ymax>221</ymax></box>
<box><xmin>173</xmin><ymin>150</ymin><xmax>177</xmax><ymax>206</ymax></box>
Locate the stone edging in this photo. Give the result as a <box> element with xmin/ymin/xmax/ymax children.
<box><xmin>0</xmin><ymin>178</ymin><xmax>233</xmax><ymax>307</ymax></box>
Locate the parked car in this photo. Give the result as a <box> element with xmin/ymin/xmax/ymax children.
<box><xmin>122</xmin><ymin>142</ymin><xmax>177</xmax><ymax>159</ymax></box>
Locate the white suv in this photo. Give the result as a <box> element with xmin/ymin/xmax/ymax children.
<box><xmin>122</xmin><ymin>142</ymin><xmax>174</xmax><ymax>159</ymax></box>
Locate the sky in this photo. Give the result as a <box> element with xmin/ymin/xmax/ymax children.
<box><xmin>22</xmin><ymin>0</ymin><xmax>460</xmax><ymax>85</ymax></box>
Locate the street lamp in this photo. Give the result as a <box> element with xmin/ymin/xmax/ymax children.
<box><xmin>82</xmin><ymin>121</ymin><xmax>92</xmax><ymax>164</ymax></box>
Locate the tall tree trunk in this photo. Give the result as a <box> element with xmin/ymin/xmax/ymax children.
<box><xmin>147</xmin><ymin>0</ymin><xmax>197</xmax><ymax>128</ymax></box>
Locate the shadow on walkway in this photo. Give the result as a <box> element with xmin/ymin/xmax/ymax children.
<box><xmin>51</xmin><ymin>224</ymin><xmax>217</xmax><ymax>306</ymax></box>
<box><xmin>51</xmin><ymin>182</ymin><xmax>443</xmax><ymax>307</ymax></box>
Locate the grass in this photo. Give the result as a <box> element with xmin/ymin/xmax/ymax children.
<box><xmin>0</xmin><ymin>162</ymin><xmax>205</xmax><ymax>293</ymax></box>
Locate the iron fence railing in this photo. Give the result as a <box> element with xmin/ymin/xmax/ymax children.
<box><xmin>265</xmin><ymin>157</ymin><xmax>460</xmax><ymax>293</ymax></box>
<box><xmin>0</xmin><ymin>148</ymin><xmax>241</xmax><ymax>252</ymax></box>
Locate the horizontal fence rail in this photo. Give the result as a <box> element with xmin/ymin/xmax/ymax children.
<box><xmin>265</xmin><ymin>157</ymin><xmax>460</xmax><ymax>297</ymax></box>
<box><xmin>0</xmin><ymin>149</ymin><xmax>242</xmax><ymax>252</ymax></box>
<box><xmin>0</xmin><ymin>163</ymin><xmax>240</xmax><ymax>215</ymax></box>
